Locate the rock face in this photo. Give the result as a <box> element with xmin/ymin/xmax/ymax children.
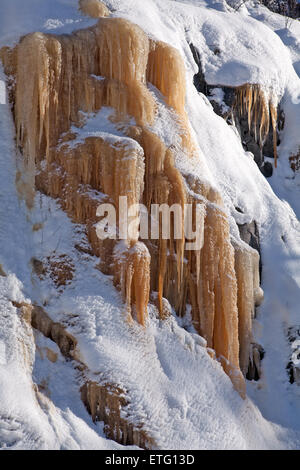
<box><xmin>246</xmin><ymin>343</ymin><xmax>265</xmax><ymax>382</ymax></box>
<box><xmin>189</xmin><ymin>46</ymin><xmax>268</xmax><ymax>369</ymax></box>
<box><xmin>233</xmin><ymin>85</ymin><xmax>278</xmax><ymax>170</ymax></box>
<box><xmin>289</xmin><ymin>150</ymin><xmax>300</xmax><ymax>173</ymax></box>
<box><xmin>81</xmin><ymin>382</ymin><xmax>154</xmax><ymax>448</ymax></box>
<box><xmin>261</xmin><ymin>161</ymin><xmax>273</xmax><ymax>178</ymax></box>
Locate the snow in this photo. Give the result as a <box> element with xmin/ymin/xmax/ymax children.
<box><xmin>1</xmin><ymin>0</ymin><xmax>300</xmax><ymax>450</ymax></box>
<box><xmin>67</xmin><ymin>107</ymin><xmax>140</xmax><ymax>151</ymax></box>
<box><xmin>0</xmin><ymin>0</ymin><xmax>97</xmax><ymax>48</ymax></box>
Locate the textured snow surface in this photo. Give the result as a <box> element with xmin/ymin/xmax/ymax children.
<box><xmin>1</xmin><ymin>0</ymin><xmax>300</xmax><ymax>450</ymax></box>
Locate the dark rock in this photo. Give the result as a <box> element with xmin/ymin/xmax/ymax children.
<box><xmin>188</xmin><ymin>41</ymin><xmax>280</xmax><ymax>175</ymax></box>
<box><xmin>189</xmin><ymin>43</ymin><xmax>208</xmax><ymax>96</ymax></box>
<box><xmin>238</xmin><ymin>220</ymin><xmax>260</xmax><ymax>255</ymax></box>
<box><xmin>246</xmin><ymin>141</ymin><xmax>264</xmax><ymax>167</ymax></box>
<box><xmin>287</xmin><ymin>326</ymin><xmax>300</xmax><ymax>384</ymax></box>
<box><xmin>263</xmin><ymin>129</ymin><xmax>276</xmax><ymax>158</ymax></box>
<box><xmin>261</xmin><ymin>161</ymin><xmax>273</xmax><ymax>178</ymax></box>
<box><xmin>238</xmin><ymin>219</ymin><xmax>262</xmax><ymax>280</ymax></box>
<box><xmin>221</xmin><ymin>86</ymin><xmax>236</xmax><ymax>109</ymax></box>
<box><xmin>246</xmin><ymin>343</ymin><xmax>265</xmax><ymax>381</ymax></box>
<box><xmin>234</xmin><ymin>108</ymin><xmax>279</xmax><ymax>167</ymax></box>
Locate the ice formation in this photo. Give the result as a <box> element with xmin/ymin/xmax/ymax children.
<box><xmin>78</xmin><ymin>0</ymin><xmax>110</xmax><ymax>18</ymax></box>
<box><xmin>0</xmin><ymin>12</ymin><xmax>265</xmax><ymax>399</ymax></box>
<box><xmin>235</xmin><ymin>84</ymin><xmax>278</xmax><ymax>167</ymax></box>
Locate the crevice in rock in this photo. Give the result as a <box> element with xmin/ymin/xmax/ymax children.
<box><xmin>189</xmin><ymin>43</ymin><xmax>208</xmax><ymax>96</ymax></box>
<box><xmin>12</xmin><ymin>302</ymin><xmax>77</xmax><ymax>358</ymax></box>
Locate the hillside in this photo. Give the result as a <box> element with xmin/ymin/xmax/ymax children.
<box><xmin>0</xmin><ymin>0</ymin><xmax>300</xmax><ymax>450</ymax></box>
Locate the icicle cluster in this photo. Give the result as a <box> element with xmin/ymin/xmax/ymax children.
<box><xmin>235</xmin><ymin>84</ymin><xmax>278</xmax><ymax>167</ymax></box>
<box><xmin>16</xmin><ymin>19</ymin><xmax>155</xmax><ymax>162</ymax></box>
<box><xmin>0</xmin><ymin>13</ymin><xmax>264</xmax><ymax>397</ymax></box>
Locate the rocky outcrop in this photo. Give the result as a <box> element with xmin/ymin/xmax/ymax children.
<box><xmin>12</xmin><ymin>302</ymin><xmax>77</xmax><ymax>358</ymax></box>
<box><xmin>238</xmin><ymin>219</ymin><xmax>262</xmax><ymax>280</ymax></box>
<box><xmin>189</xmin><ymin>43</ymin><xmax>280</xmax><ymax>175</ymax></box>
<box><xmin>81</xmin><ymin>382</ymin><xmax>155</xmax><ymax>448</ymax></box>
<box><xmin>12</xmin><ymin>300</ymin><xmax>154</xmax><ymax>448</ymax></box>
<box><xmin>246</xmin><ymin>343</ymin><xmax>265</xmax><ymax>382</ymax></box>
<box><xmin>289</xmin><ymin>149</ymin><xmax>300</xmax><ymax>173</ymax></box>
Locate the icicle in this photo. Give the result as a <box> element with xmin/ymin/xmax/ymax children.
<box><xmin>114</xmin><ymin>242</ymin><xmax>150</xmax><ymax>326</ymax></box>
<box><xmin>235</xmin><ymin>84</ymin><xmax>277</xmax><ymax>161</ymax></box>
<box><xmin>11</xmin><ymin>17</ymin><xmax>154</xmax><ymax>173</ymax></box>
